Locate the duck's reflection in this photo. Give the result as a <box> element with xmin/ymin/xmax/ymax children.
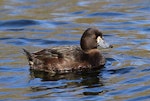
<box><xmin>29</xmin><ymin>69</ymin><xmax>106</xmax><ymax>96</ymax></box>
<box><xmin>30</xmin><ymin>69</ymin><xmax>102</xmax><ymax>82</ymax></box>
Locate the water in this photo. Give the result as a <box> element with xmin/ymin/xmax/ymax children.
<box><xmin>0</xmin><ymin>0</ymin><xmax>150</xmax><ymax>101</ymax></box>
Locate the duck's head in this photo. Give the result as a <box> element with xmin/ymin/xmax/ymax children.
<box><xmin>80</xmin><ymin>28</ymin><xmax>113</xmax><ymax>51</ymax></box>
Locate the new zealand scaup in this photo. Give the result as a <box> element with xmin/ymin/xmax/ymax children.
<box><xmin>23</xmin><ymin>28</ymin><xmax>113</xmax><ymax>73</ymax></box>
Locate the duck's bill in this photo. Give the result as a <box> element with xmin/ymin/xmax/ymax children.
<box><xmin>97</xmin><ymin>36</ymin><xmax>113</xmax><ymax>48</ymax></box>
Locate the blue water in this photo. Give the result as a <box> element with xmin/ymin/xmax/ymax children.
<box><xmin>0</xmin><ymin>0</ymin><xmax>150</xmax><ymax>101</ymax></box>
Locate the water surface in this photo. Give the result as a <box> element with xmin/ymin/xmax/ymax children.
<box><xmin>0</xmin><ymin>0</ymin><xmax>150</xmax><ymax>101</ymax></box>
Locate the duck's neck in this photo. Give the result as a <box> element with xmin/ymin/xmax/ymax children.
<box><xmin>83</xmin><ymin>49</ymin><xmax>103</xmax><ymax>67</ymax></box>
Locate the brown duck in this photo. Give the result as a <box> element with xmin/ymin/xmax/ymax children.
<box><xmin>23</xmin><ymin>28</ymin><xmax>113</xmax><ymax>73</ymax></box>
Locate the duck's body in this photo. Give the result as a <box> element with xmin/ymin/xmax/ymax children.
<box><xmin>23</xmin><ymin>45</ymin><xmax>105</xmax><ymax>72</ymax></box>
<box><xmin>23</xmin><ymin>28</ymin><xmax>112</xmax><ymax>73</ymax></box>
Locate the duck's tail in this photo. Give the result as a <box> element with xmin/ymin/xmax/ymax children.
<box><xmin>23</xmin><ymin>48</ymin><xmax>33</xmax><ymax>61</ymax></box>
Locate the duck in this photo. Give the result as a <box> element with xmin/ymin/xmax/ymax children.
<box><xmin>23</xmin><ymin>28</ymin><xmax>113</xmax><ymax>73</ymax></box>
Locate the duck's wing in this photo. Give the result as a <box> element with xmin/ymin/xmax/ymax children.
<box><xmin>33</xmin><ymin>49</ymin><xmax>63</xmax><ymax>59</ymax></box>
<box><xmin>33</xmin><ymin>45</ymin><xmax>82</xmax><ymax>60</ymax></box>
<box><xmin>23</xmin><ymin>46</ymin><xmax>84</xmax><ymax>71</ymax></box>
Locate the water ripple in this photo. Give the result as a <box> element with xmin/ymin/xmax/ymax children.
<box><xmin>0</xmin><ymin>37</ymin><xmax>79</xmax><ymax>46</ymax></box>
<box><xmin>0</xmin><ymin>19</ymin><xmax>39</xmax><ymax>27</ymax></box>
<box><xmin>88</xmin><ymin>12</ymin><xmax>125</xmax><ymax>17</ymax></box>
